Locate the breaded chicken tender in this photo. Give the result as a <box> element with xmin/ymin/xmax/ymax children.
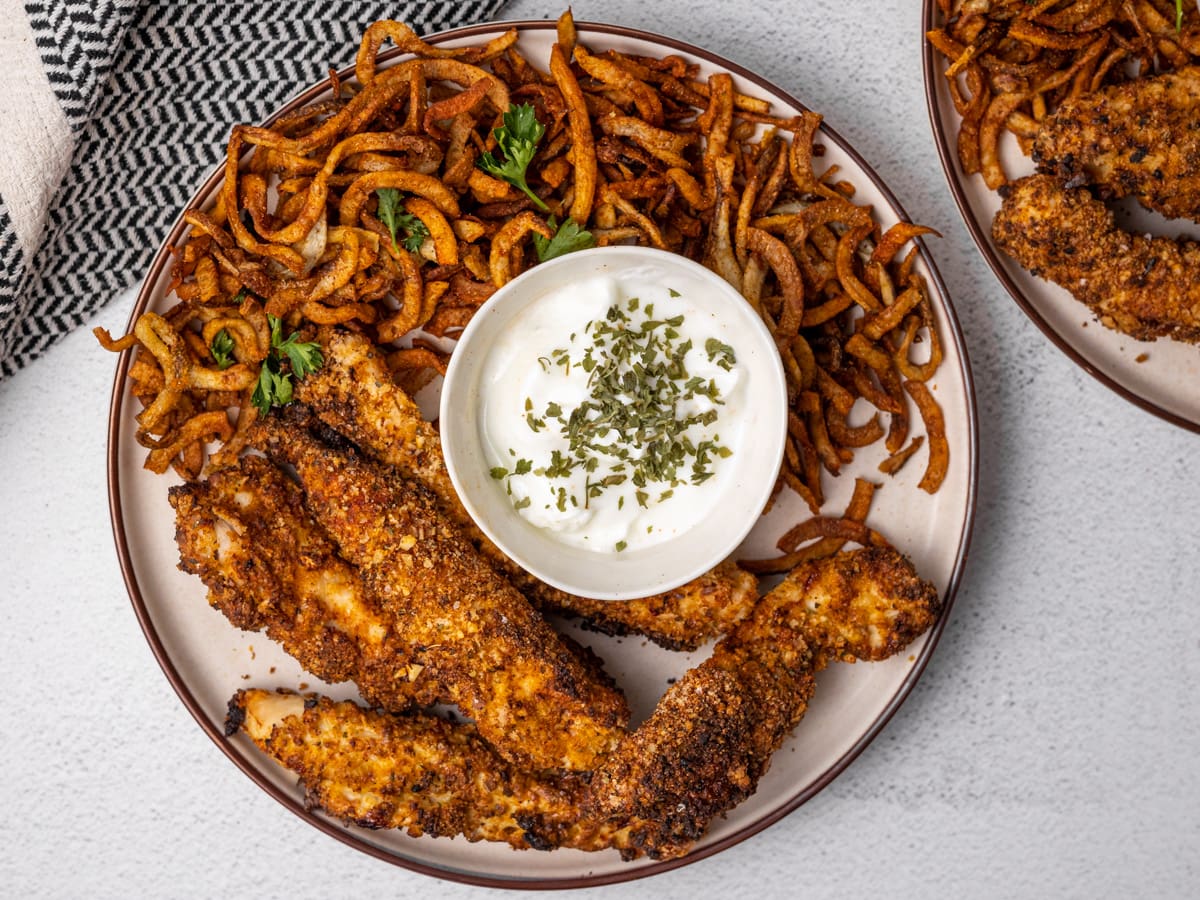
<box><xmin>254</xmin><ymin>412</ymin><xmax>628</xmax><ymax>773</ymax></box>
<box><xmin>1033</xmin><ymin>65</ymin><xmax>1200</xmax><ymax>221</ymax></box>
<box><xmin>993</xmin><ymin>174</ymin><xmax>1200</xmax><ymax>342</ymax></box>
<box><xmin>228</xmin><ymin>690</ymin><xmax>618</xmax><ymax>851</ymax></box>
<box><xmin>171</xmin><ymin>455</ymin><xmax>442</xmax><ymax>709</ymax></box>
<box><xmin>229</xmin><ymin>547</ymin><xmax>940</xmax><ymax>860</ymax></box>
<box><xmin>297</xmin><ymin>329</ymin><xmax>758</xmax><ymax>650</ymax></box>
<box><xmin>584</xmin><ymin>546</ymin><xmax>940</xmax><ymax>858</ymax></box>
<box><xmin>171</xmin><ymin>454</ymin><xmax>623</xmax><ymax>714</ymax></box>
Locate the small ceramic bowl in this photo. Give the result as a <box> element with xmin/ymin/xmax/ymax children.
<box><xmin>440</xmin><ymin>245</ymin><xmax>787</xmax><ymax>600</ymax></box>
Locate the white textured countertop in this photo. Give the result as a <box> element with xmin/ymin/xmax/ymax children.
<box><xmin>2</xmin><ymin>1</ymin><xmax>1197</xmax><ymax>897</ymax></box>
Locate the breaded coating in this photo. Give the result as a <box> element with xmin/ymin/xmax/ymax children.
<box><xmin>170</xmin><ymin>455</ymin><xmax>617</xmax><ymax>712</ymax></box>
<box><xmin>228</xmin><ymin>690</ymin><xmax>619</xmax><ymax>850</ymax></box>
<box><xmin>295</xmin><ymin>329</ymin><xmax>462</xmax><ymax>531</ymax></box>
<box><xmin>230</xmin><ymin>547</ymin><xmax>939</xmax><ymax>860</ymax></box>
<box><xmin>297</xmin><ymin>328</ymin><xmax>758</xmax><ymax>649</ymax></box>
<box><xmin>759</xmin><ymin>542</ymin><xmax>942</xmax><ymax>669</ymax></box>
<box><xmin>993</xmin><ymin>174</ymin><xmax>1200</xmax><ymax>342</ymax></box>
<box><xmin>254</xmin><ymin>413</ymin><xmax>628</xmax><ymax>773</ymax></box>
<box><xmin>170</xmin><ymin>456</ymin><xmax>440</xmax><ymax>709</ymax></box>
<box><xmin>584</xmin><ymin>546</ymin><xmax>939</xmax><ymax>859</ymax></box>
<box><xmin>549</xmin><ymin>559</ymin><xmax>758</xmax><ymax>651</ymax></box>
<box><xmin>1033</xmin><ymin>66</ymin><xmax>1200</xmax><ymax>221</ymax></box>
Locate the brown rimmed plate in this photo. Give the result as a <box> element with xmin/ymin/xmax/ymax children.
<box><xmin>108</xmin><ymin>19</ymin><xmax>978</xmax><ymax>888</ymax></box>
<box><xmin>923</xmin><ymin>1</ymin><xmax>1200</xmax><ymax>432</ymax></box>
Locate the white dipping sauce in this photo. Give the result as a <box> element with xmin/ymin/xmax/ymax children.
<box><xmin>477</xmin><ymin>272</ymin><xmax>748</xmax><ymax>554</ymax></box>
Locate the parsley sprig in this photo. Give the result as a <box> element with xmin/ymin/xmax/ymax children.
<box><xmin>534</xmin><ymin>215</ymin><xmax>596</xmax><ymax>262</ymax></box>
<box><xmin>250</xmin><ymin>315</ymin><xmax>324</xmax><ymax>416</ymax></box>
<box><xmin>210</xmin><ymin>329</ymin><xmax>236</xmax><ymax>370</ymax></box>
<box><xmin>478</xmin><ymin>103</ymin><xmax>550</xmax><ymax>212</ymax></box>
<box><xmin>476</xmin><ymin>103</ymin><xmax>596</xmax><ymax>262</ymax></box>
<box><xmin>375</xmin><ymin>188</ymin><xmax>430</xmax><ymax>253</ymax></box>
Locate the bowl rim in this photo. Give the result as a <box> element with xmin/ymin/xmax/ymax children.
<box><xmin>439</xmin><ymin>244</ymin><xmax>789</xmax><ymax>601</ymax></box>
<box><xmin>107</xmin><ymin>17</ymin><xmax>980</xmax><ymax>890</ymax></box>
<box><xmin>921</xmin><ymin>0</ymin><xmax>1200</xmax><ymax>435</ymax></box>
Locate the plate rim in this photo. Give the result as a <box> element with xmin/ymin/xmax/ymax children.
<box><xmin>920</xmin><ymin>0</ymin><xmax>1200</xmax><ymax>435</ymax></box>
<box><xmin>107</xmin><ymin>17</ymin><xmax>980</xmax><ymax>889</ymax></box>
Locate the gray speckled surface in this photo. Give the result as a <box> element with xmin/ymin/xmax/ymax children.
<box><xmin>2</xmin><ymin>1</ymin><xmax>1198</xmax><ymax>897</ymax></box>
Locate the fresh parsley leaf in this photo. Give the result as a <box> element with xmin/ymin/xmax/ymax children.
<box><xmin>210</xmin><ymin>329</ymin><xmax>235</xmax><ymax>369</ymax></box>
<box><xmin>477</xmin><ymin>103</ymin><xmax>549</xmax><ymax>211</ymax></box>
<box><xmin>375</xmin><ymin>188</ymin><xmax>431</xmax><ymax>254</ymax></box>
<box><xmin>251</xmin><ymin>365</ymin><xmax>294</xmax><ymax>415</ymax></box>
<box><xmin>278</xmin><ymin>335</ymin><xmax>323</xmax><ymax>380</ymax></box>
<box><xmin>397</xmin><ymin>211</ymin><xmax>430</xmax><ymax>252</ymax></box>
<box><xmin>376</xmin><ymin>188</ymin><xmax>402</xmax><ymax>248</ymax></box>
<box><xmin>250</xmin><ymin>315</ymin><xmax>324</xmax><ymax>416</ymax></box>
<box><xmin>533</xmin><ymin>216</ymin><xmax>596</xmax><ymax>262</ymax></box>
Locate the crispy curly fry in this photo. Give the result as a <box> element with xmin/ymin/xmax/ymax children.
<box><xmin>133</xmin><ymin>312</ymin><xmax>257</xmax><ymax>396</ymax></box>
<box><xmin>376</xmin><ymin>251</ymin><xmax>426</xmax><ymax>343</ymax></box>
<box><xmin>337</xmin><ymin>169</ymin><xmax>461</xmax><ymax>225</ymax></box>
<box><xmin>574</xmin><ymin>44</ymin><xmax>664</xmax><ymax>126</ymax></box>
<box><xmin>141</xmin><ymin>409</ymin><xmax>234</xmax><ymax>475</ymax></box>
<box><xmin>488</xmin><ymin>211</ymin><xmax>554</xmax><ymax>287</ymax></box>
<box><xmin>746</xmin><ymin>228</ymin><xmax>804</xmax><ymax>336</ymax></box>
<box><xmin>550</xmin><ymin>42</ymin><xmax>597</xmax><ymax>223</ymax></box>
<box><xmin>878</xmin><ymin>435</ymin><xmax>924</xmax><ymax>477</ymax></box>
<box><xmin>265</xmin><ymin>228</ymin><xmax>364</xmax><ymax>317</ymax></box>
<box><xmin>903</xmin><ymin>380</ymin><xmax>949</xmax><ymax>494</ymax></box>
<box><xmin>93</xmin><ymin>327</ymin><xmax>137</xmax><ymax>352</ymax></box>
<box><xmin>403</xmin><ymin>196</ymin><xmax>458</xmax><ymax>266</ymax></box>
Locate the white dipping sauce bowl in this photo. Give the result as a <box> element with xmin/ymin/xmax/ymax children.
<box><xmin>440</xmin><ymin>246</ymin><xmax>787</xmax><ymax>600</ymax></box>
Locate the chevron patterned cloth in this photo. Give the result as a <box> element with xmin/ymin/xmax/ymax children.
<box><xmin>0</xmin><ymin>0</ymin><xmax>508</xmax><ymax>379</ymax></box>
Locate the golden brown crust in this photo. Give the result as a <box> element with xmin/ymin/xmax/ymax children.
<box><xmin>229</xmin><ymin>690</ymin><xmax>606</xmax><ymax>849</ymax></box>
<box><xmin>170</xmin><ymin>456</ymin><xmax>443</xmax><ymax>709</ymax></box>
<box><xmin>582</xmin><ymin>547</ymin><xmax>935</xmax><ymax>858</ymax></box>
<box><xmin>546</xmin><ymin>559</ymin><xmax>759</xmax><ymax>651</ymax></box>
<box><xmin>227</xmin><ymin>547</ymin><xmax>938</xmax><ymax>861</ymax></box>
<box><xmin>582</xmin><ymin>663</ymin><xmax>796</xmax><ymax>860</ymax></box>
<box><xmin>992</xmin><ymin>174</ymin><xmax>1200</xmax><ymax>342</ymax></box>
<box><xmin>295</xmin><ymin>329</ymin><xmax>460</xmax><ymax>529</ymax></box>
<box><xmin>1033</xmin><ymin>66</ymin><xmax>1200</xmax><ymax>222</ymax></box>
<box><xmin>231</xmin><ymin>548</ymin><xmax>939</xmax><ymax>860</ymax></box>
<box><xmin>171</xmin><ymin>455</ymin><xmax>622</xmax><ymax>713</ymax></box>
<box><xmin>254</xmin><ymin>413</ymin><xmax>628</xmax><ymax>773</ymax></box>
<box><xmin>762</xmin><ymin>544</ymin><xmax>942</xmax><ymax>668</ymax></box>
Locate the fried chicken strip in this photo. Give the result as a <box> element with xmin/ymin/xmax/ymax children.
<box><xmin>584</xmin><ymin>546</ymin><xmax>940</xmax><ymax>858</ymax></box>
<box><xmin>229</xmin><ymin>547</ymin><xmax>939</xmax><ymax>860</ymax></box>
<box><xmin>1033</xmin><ymin>66</ymin><xmax>1200</xmax><ymax>221</ymax></box>
<box><xmin>296</xmin><ymin>328</ymin><xmax>758</xmax><ymax>650</ymax></box>
<box><xmin>227</xmin><ymin>690</ymin><xmax>619</xmax><ymax>851</ymax></box>
<box><xmin>254</xmin><ymin>412</ymin><xmax>628</xmax><ymax>773</ymax></box>
<box><xmin>993</xmin><ymin>174</ymin><xmax>1200</xmax><ymax>342</ymax></box>
<box><xmin>170</xmin><ymin>455</ymin><xmax>440</xmax><ymax>709</ymax></box>
<box><xmin>171</xmin><ymin>454</ymin><xmax>622</xmax><ymax>714</ymax></box>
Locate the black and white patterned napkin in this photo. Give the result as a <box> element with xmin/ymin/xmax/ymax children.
<box><xmin>0</xmin><ymin>0</ymin><xmax>509</xmax><ymax>378</ymax></box>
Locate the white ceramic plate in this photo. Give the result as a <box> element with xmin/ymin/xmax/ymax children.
<box><xmin>108</xmin><ymin>20</ymin><xmax>977</xmax><ymax>888</ymax></box>
<box><xmin>923</xmin><ymin>2</ymin><xmax>1200</xmax><ymax>432</ymax></box>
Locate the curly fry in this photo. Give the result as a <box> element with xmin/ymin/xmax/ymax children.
<box><xmin>550</xmin><ymin>42</ymin><xmax>597</xmax><ymax>224</ymax></box>
<box><xmin>488</xmin><ymin>211</ymin><xmax>554</xmax><ymax>287</ymax></box>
